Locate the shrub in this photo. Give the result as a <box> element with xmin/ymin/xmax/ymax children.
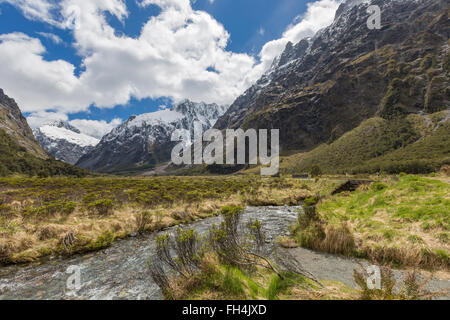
<box><xmin>150</xmin><ymin>206</ymin><xmax>318</xmax><ymax>299</ymax></box>
<box><xmin>87</xmin><ymin>230</ymin><xmax>115</xmax><ymax>250</ymax></box>
<box><xmin>62</xmin><ymin>201</ymin><xmax>77</xmax><ymax>214</ymax></box>
<box><xmin>371</xmin><ymin>182</ymin><xmax>388</xmax><ymax>191</ymax></box>
<box><xmin>353</xmin><ymin>264</ymin><xmax>446</xmax><ymax>300</ymax></box>
<box><xmin>88</xmin><ymin>199</ymin><xmax>115</xmax><ymax>215</ymax></box>
<box><xmin>310</xmin><ymin>165</ymin><xmax>322</xmax><ymax>178</ymax></box>
<box><xmin>136</xmin><ymin>211</ymin><xmax>153</xmax><ymax>234</ymax></box>
<box><xmin>154</xmin><ymin>228</ymin><xmax>203</xmax><ymax>279</ymax></box>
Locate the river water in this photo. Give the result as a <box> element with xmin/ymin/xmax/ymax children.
<box><xmin>0</xmin><ymin>206</ymin><xmax>300</xmax><ymax>300</ymax></box>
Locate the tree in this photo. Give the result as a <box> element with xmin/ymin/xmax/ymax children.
<box><xmin>310</xmin><ymin>165</ymin><xmax>322</xmax><ymax>178</ymax></box>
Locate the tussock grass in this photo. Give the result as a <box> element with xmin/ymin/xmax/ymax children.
<box><xmin>293</xmin><ymin>175</ymin><xmax>450</xmax><ymax>270</ymax></box>
<box><xmin>0</xmin><ymin>176</ymin><xmax>316</xmax><ymax>264</ymax></box>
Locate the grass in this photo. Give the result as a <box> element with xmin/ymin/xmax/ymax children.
<box><xmin>150</xmin><ymin>204</ymin><xmax>363</xmax><ymax>301</ymax></box>
<box><xmin>279</xmin><ymin>111</ymin><xmax>450</xmax><ymax>175</ymax></box>
<box><xmin>165</xmin><ymin>253</ymin><xmax>356</xmax><ymax>300</ymax></box>
<box><xmin>0</xmin><ymin>175</ymin><xmax>322</xmax><ymax>265</ymax></box>
<box><xmin>292</xmin><ymin>175</ymin><xmax>450</xmax><ymax>270</ymax></box>
<box><xmin>0</xmin><ymin>129</ymin><xmax>89</xmax><ymax>178</ymax></box>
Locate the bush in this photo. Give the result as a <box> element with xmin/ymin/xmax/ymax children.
<box><xmin>88</xmin><ymin>199</ymin><xmax>115</xmax><ymax>215</ymax></box>
<box><xmin>353</xmin><ymin>264</ymin><xmax>446</xmax><ymax>300</ymax></box>
<box><xmin>136</xmin><ymin>211</ymin><xmax>153</xmax><ymax>233</ymax></box>
<box><xmin>310</xmin><ymin>165</ymin><xmax>322</xmax><ymax>178</ymax></box>
<box><xmin>62</xmin><ymin>201</ymin><xmax>77</xmax><ymax>214</ymax></box>
<box><xmin>371</xmin><ymin>182</ymin><xmax>388</xmax><ymax>191</ymax></box>
<box><xmin>87</xmin><ymin>230</ymin><xmax>115</xmax><ymax>250</ymax></box>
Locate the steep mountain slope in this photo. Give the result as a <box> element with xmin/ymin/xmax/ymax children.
<box><xmin>33</xmin><ymin>121</ymin><xmax>99</xmax><ymax>165</ymax></box>
<box><xmin>281</xmin><ymin>110</ymin><xmax>450</xmax><ymax>174</ymax></box>
<box><xmin>215</xmin><ymin>0</ymin><xmax>449</xmax><ymax>156</ymax></box>
<box><xmin>0</xmin><ymin>88</ymin><xmax>48</xmax><ymax>159</ymax></box>
<box><xmin>0</xmin><ymin>90</ymin><xmax>89</xmax><ymax>177</ymax></box>
<box><xmin>77</xmin><ymin>100</ymin><xmax>228</xmax><ymax>173</ymax></box>
<box><xmin>0</xmin><ymin>128</ymin><xmax>89</xmax><ymax>177</ymax></box>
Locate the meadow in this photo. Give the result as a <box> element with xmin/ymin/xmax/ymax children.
<box><xmin>0</xmin><ymin>175</ymin><xmax>317</xmax><ymax>264</ymax></box>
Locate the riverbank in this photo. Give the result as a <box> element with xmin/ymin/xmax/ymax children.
<box><xmin>0</xmin><ymin>176</ymin><xmax>328</xmax><ymax>265</ymax></box>
<box><xmin>1</xmin><ymin>205</ymin><xmax>448</xmax><ymax>300</ymax></box>
<box><xmin>0</xmin><ymin>206</ymin><xmax>301</xmax><ymax>299</ymax></box>
<box><xmin>290</xmin><ymin>174</ymin><xmax>450</xmax><ymax>271</ymax></box>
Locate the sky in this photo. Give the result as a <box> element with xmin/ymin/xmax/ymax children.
<box><xmin>0</xmin><ymin>0</ymin><xmax>341</xmax><ymax>138</ymax></box>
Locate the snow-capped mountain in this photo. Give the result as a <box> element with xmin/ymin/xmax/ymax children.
<box><xmin>76</xmin><ymin>100</ymin><xmax>228</xmax><ymax>173</ymax></box>
<box><xmin>215</xmin><ymin>0</ymin><xmax>449</xmax><ymax>152</ymax></box>
<box><xmin>33</xmin><ymin>121</ymin><xmax>99</xmax><ymax>165</ymax></box>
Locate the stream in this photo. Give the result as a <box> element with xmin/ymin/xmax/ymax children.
<box><xmin>0</xmin><ymin>206</ymin><xmax>300</xmax><ymax>300</ymax></box>
<box><xmin>1</xmin><ymin>205</ymin><xmax>448</xmax><ymax>300</ymax></box>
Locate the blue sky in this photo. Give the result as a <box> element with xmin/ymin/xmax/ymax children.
<box><xmin>0</xmin><ymin>0</ymin><xmax>340</xmax><ymax>137</ymax></box>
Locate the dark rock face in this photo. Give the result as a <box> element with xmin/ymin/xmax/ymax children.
<box><xmin>276</xmin><ymin>39</ymin><xmax>310</xmax><ymax>68</ymax></box>
<box><xmin>215</xmin><ymin>0</ymin><xmax>449</xmax><ymax>153</ymax></box>
<box><xmin>0</xmin><ymin>88</ymin><xmax>48</xmax><ymax>159</ymax></box>
<box><xmin>77</xmin><ymin>100</ymin><xmax>228</xmax><ymax>173</ymax></box>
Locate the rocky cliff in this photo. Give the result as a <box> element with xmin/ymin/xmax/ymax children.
<box><xmin>215</xmin><ymin>0</ymin><xmax>449</xmax><ymax>154</ymax></box>
<box><xmin>0</xmin><ymin>88</ymin><xmax>48</xmax><ymax>159</ymax></box>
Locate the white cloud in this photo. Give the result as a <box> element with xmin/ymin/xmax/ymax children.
<box><xmin>1</xmin><ymin>0</ymin><xmax>340</xmax><ymax>130</ymax></box>
<box><xmin>253</xmin><ymin>0</ymin><xmax>341</xmax><ymax>77</ymax></box>
<box><xmin>0</xmin><ymin>0</ymin><xmax>58</xmax><ymax>24</ymax></box>
<box><xmin>69</xmin><ymin>118</ymin><xmax>123</xmax><ymax>139</ymax></box>
<box><xmin>26</xmin><ymin>110</ymin><xmax>121</xmax><ymax>138</ymax></box>
<box><xmin>0</xmin><ymin>33</ymin><xmax>93</xmax><ymax>113</ymax></box>
<box><xmin>27</xmin><ymin>111</ymin><xmax>69</xmax><ymax>129</ymax></box>
<box><xmin>36</xmin><ymin>32</ymin><xmax>63</xmax><ymax>44</ymax></box>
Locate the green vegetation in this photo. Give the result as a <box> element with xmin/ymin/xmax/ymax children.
<box><xmin>149</xmin><ymin>206</ymin><xmax>354</xmax><ymax>300</ymax></box>
<box><xmin>353</xmin><ymin>264</ymin><xmax>447</xmax><ymax>300</ymax></box>
<box><xmin>281</xmin><ymin>111</ymin><xmax>450</xmax><ymax>175</ymax></box>
<box><xmin>0</xmin><ymin>129</ymin><xmax>89</xmax><ymax>178</ymax></box>
<box><xmin>292</xmin><ymin>175</ymin><xmax>450</xmax><ymax>270</ymax></box>
<box><xmin>0</xmin><ymin>175</ymin><xmax>317</xmax><ymax>264</ymax></box>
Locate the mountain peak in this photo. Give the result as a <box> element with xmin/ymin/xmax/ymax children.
<box><xmin>77</xmin><ymin>100</ymin><xmax>229</xmax><ymax>173</ymax></box>
<box><xmin>215</xmin><ymin>0</ymin><xmax>448</xmax><ymax>154</ymax></box>
<box><xmin>47</xmin><ymin>120</ymin><xmax>81</xmax><ymax>134</ymax></box>
<box><xmin>33</xmin><ymin>121</ymin><xmax>99</xmax><ymax>165</ymax></box>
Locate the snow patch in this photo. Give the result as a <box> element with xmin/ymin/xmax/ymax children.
<box><xmin>39</xmin><ymin>125</ymin><xmax>99</xmax><ymax>147</ymax></box>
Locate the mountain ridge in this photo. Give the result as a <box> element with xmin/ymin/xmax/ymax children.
<box><xmin>77</xmin><ymin>100</ymin><xmax>228</xmax><ymax>173</ymax></box>
<box><xmin>0</xmin><ymin>90</ymin><xmax>89</xmax><ymax>177</ymax></box>
<box><xmin>33</xmin><ymin>121</ymin><xmax>99</xmax><ymax>165</ymax></box>
<box><xmin>215</xmin><ymin>0</ymin><xmax>449</xmax><ymax>154</ymax></box>
<box><xmin>0</xmin><ymin>88</ymin><xmax>49</xmax><ymax>159</ymax></box>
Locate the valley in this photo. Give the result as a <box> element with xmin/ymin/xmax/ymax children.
<box><xmin>0</xmin><ymin>174</ymin><xmax>448</xmax><ymax>300</ymax></box>
<box><xmin>0</xmin><ymin>0</ymin><xmax>448</xmax><ymax>302</ymax></box>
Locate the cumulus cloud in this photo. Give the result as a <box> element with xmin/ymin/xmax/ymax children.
<box><xmin>0</xmin><ymin>0</ymin><xmax>58</xmax><ymax>24</ymax></box>
<box><xmin>0</xmin><ymin>33</ymin><xmax>92</xmax><ymax>113</ymax></box>
<box><xmin>69</xmin><ymin>118</ymin><xmax>123</xmax><ymax>139</ymax></box>
<box><xmin>27</xmin><ymin>111</ymin><xmax>69</xmax><ymax>128</ymax></box>
<box><xmin>0</xmin><ymin>0</ymin><xmax>340</xmax><ymax>133</ymax></box>
<box><xmin>253</xmin><ymin>0</ymin><xmax>341</xmax><ymax>76</ymax></box>
<box><xmin>27</xmin><ymin>110</ymin><xmax>121</xmax><ymax>138</ymax></box>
